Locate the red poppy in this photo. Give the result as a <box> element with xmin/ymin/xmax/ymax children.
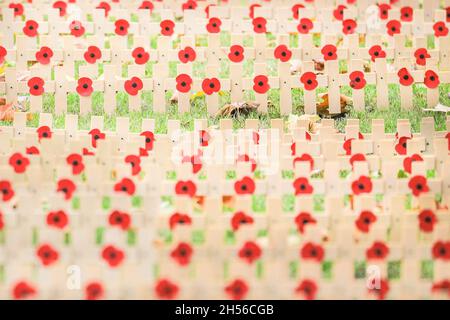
<box><xmin>293</xmin><ymin>177</ymin><xmax>313</xmax><ymax>195</ymax></box>
<box><xmin>69</xmin><ymin>20</ymin><xmax>85</xmax><ymax>37</ymax></box>
<box><xmin>37</xmin><ymin>243</ymin><xmax>59</xmax><ymax>266</ymax></box>
<box><xmin>182</xmin><ymin>155</ymin><xmax>202</xmax><ymax>174</ymax></box>
<box><xmin>432</xmin><ymin>280</ymin><xmax>450</xmax><ymax>297</ymax></box>
<box><xmin>418</xmin><ymin>209</ymin><xmax>437</xmax><ymax>233</ymax></box>
<box><xmin>84</xmin><ymin>46</ymin><xmax>102</xmax><ymax>64</ymax></box>
<box><xmin>0</xmin><ymin>180</ymin><xmax>15</xmax><ymax>202</ymax></box>
<box><xmin>124</xmin><ymin>76</ymin><xmax>143</xmax><ymax>96</ymax></box>
<box><xmin>175</xmin><ymin>180</ymin><xmax>197</xmax><ymax>197</ymax></box>
<box><xmin>433</xmin><ymin>21</ymin><xmax>449</xmax><ymax>37</ymax></box>
<box><xmin>57</xmin><ymin>178</ymin><xmax>76</xmax><ymax>200</ymax></box>
<box><xmin>249</xmin><ymin>3</ymin><xmax>261</xmax><ymax>19</ymax></box>
<box><xmin>349</xmin><ymin>153</ymin><xmax>366</xmax><ymax>169</ymax></box>
<box><xmin>0</xmin><ymin>46</ymin><xmax>6</xmax><ymax>64</ymax></box>
<box><xmin>368</xmin><ymin>278</ymin><xmax>389</xmax><ymax>300</ymax></box>
<box><xmin>139</xmin><ymin>0</ymin><xmax>154</xmax><ymax>10</ymax></box>
<box><xmin>46</xmin><ymin>210</ymin><xmax>69</xmax><ymax>229</ymax></box>
<box><xmin>86</xmin><ymin>129</ymin><xmax>105</xmax><ymax>149</ymax></box>
<box><xmin>321</xmin><ymin>44</ymin><xmax>337</xmax><ymax>61</ymax></box>
<box><xmin>202</xmin><ymin>78</ymin><xmax>221</xmax><ymax>95</ymax></box>
<box><xmin>26</xmin><ymin>146</ymin><xmax>40</xmax><ymax>155</ymax></box>
<box><xmin>253</xmin><ymin>75</ymin><xmax>270</xmax><ymax>94</ymax></box>
<box><xmin>432</xmin><ymin>241</ymin><xmax>450</xmax><ymax>260</ymax></box>
<box><xmin>366</xmin><ymin>241</ymin><xmax>390</xmax><ymax>260</ymax></box>
<box><xmin>395</xmin><ymin>136</ymin><xmax>410</xmax><ymax>155</ymax></box>
<box><xmin>155</xmin><ymin>279</ymin><xmax>179</xmax><ymax>300</ymax></box>
<box><xmin>102</xmin><ymin>245</ymin><xmax>125</xmax><ymax>267</ymax></box>
<box><xmin>234</xmin><ymin>176</ymin><xmax>256</xmax><ymax>195</ymax></box>
<box><xmin>23</xmin><ymin>20</ymin><xmax>39</xmax><ymax>37</ymax></box>
<box><xmin>300</xmin><ymin>242</ymin><xmax>325</xmax><ymax>262</ymax></box>
<box><xmin>225</xmin><ymin>279</ymin><xmax>249</xmax><ymax>300</ymax></box>
<box><xmin>447</xmin><ymin>6</ymin><xmax>450</xmax><ymax>22</ymax></box>
<box><xmin>424</xmin><ymin>70</ymin><xmax>440</xmax><ymax>89</ymax></box>
<box><xmin>76</xmin><ymin>77</ymin><xmax>93</xmax><ymax>97</ymax></box>
<box><xmin>65</xmin><ymin>153</ymin><xmax>84</xmax><ymax>175</ymax></box>
<box><xmin>53</xmin><ymin>1</ymin><xmax>67</xmax><ymax>16</ymax></box>
<box><xmin>12</xmin><ymin>281</ymin><xmax>36</xmax><ymax>300</ymax></box>
<box><xmin>199</xmin><ymin>130</ymin><xmax>210</xmax><ymax>146</ymax></box>
<box><xmin>300</xmin><ymin>72</ymin><xmax>318</xmax><ymax>91</ymax></box>
<box><xmin>132</xmin><ymin>47</ymin><xmax>149</xmax><ymax>65</ymax></box>
<box><xmin>114</xmin><ymin>178</ymin><xmax>136</xmax><ymax>196</ymax></box>
<box><xmin>292</xmin><ymin>3</ymin><xmax>305</xmax><ymax>20</ymax></box>
<box><xmin>231</xmin><ymin>211</ymin><xmax>254</xmax><ymax>231</ymax></box>
<box><xmin>252</xmin><ymin>17</ymin><xmax>267</xmax><ymax>33</ymax></box>
<box><xmin>403</xmin><ymin>153</ymin><xmax>423</xmax><ymax>174</ymax></box>
<box><xmin>178</xmin><ymin>46</ymin><xmax>196</xmax><ymax>63</ymax></box>
<box><xmin>160</xmin><ymin>19</ymin><xmax>175</xmax><ymax>36</ymax></box>
<box><xmin>9</xmin><ymin>3</ymin><xmax>24</xmax><ymax>17</ymax></box>
<box><xmin>238</xmin><ymin>241</ymin><xmax>262</xmax><ymax>264</ymax></box>
<box><xmin>400</xmin><ymin>6</ymin><xmax>413</xmax><ymax>22</ymax></box>
<box><xmin>85</xmin><ymin>282</ymin><xmax>104</xmax><ymax>300</ymax></box>
<box><xmin>35</xmin><ymin>46</ymin><xmax>53</xmax><ymax>65</ymax></box>
<box><xmin>169</xmin><ymin>212</ymin><xmax>192</xmax><ymax>230</ymax></box>
<box><xmin>293</xmin><ymin>153</ymin><xmax>314</xmax><ymax>171</ymax></box>
<box><xmin>0</xmin><ymin>211</ymin><xmax>4</xmax><ymax>230</ymax></box>
<box><xmin>252</xmin><ymin>131</ymin><xmax>260</xmax><ymax>145</ymax></box>
<box><xmin>125</xmin><ymin>155</ymin><xmax>141</xmax><ymax>176</ymax></box>
<box><xmin>408</xmin><ymin>175</ymin><xmax>430</xmax><ymax>197</ymax></box>
<box><xmin>182</xmin><ymin>0</ymin><xmax>197</xmax><ymax>10</ymax></box>
<box><xmin>108</xmin><ymin>210</ymin><xmax>131</xmax><ymax>230</ymax></box>
<box><xmin>349</xmin><ymin>71</ymin><xmax>366</xmax><ymax>90</ymax></box>
<box><xmin>297</xmin><ymin>18</ymin><xmax>313</xmax><ymax>34</ymax></box>
<box><xmin>170</xmin><ymin>242</ymin><xmax>193</xmax><ymax>266</ymax></box>
<box><xmin>206</xmin><ymin>17</ymin><xmax>221</xmax><ymax>33</ymax></box>
<box><xmin>37</xmin><ymin>125</ymin><xmax>51</xmax><ymax>142</ymax></box>
<box><xmin>368</xmin><ymin>45</ymin><xmax>386</xmax><ymax>62</ymax></box>
<box><xmin>378</xmin><ymin>3</ymin><xmax>391</xmax><ymax>20</ymax></box>
<box><xmin>96</xmin><ymin>1</ymin><xmax>111</xmax><ymax>17</ymax></box>
<box><xmin>386</xmin><ymin>20</ymin><xmax>401</xmax><ymax>36</ymax></box>
<box><xmin>342</xmin><ymin>19</ymin><xmax>357</xmax><ymax>34</ymax></box>
<box><xmin>397</xmin><ymin>67</ymin><xmax>414</xmax><ymax>86</ymax></box>
<box><xmin>228</xmin><ymin>45</ymin><xmax>244</xmax><ymax>63</ymax></box>
<box><xmin>114</xmin><ymin>19</ymin><xmax>129</xmax><ymax>36</ymax></box>
<box><xmin>414</xmin><ymin>48</ymin><xmax>430</xmax><ymax>66</ymax></box>
<box><xmin>333</xmin><ymin>5</ymin><xmax>347</xmax><ymax>21</ymax></box>
<box><xmin>28</xmin><ymin>77</ymin><xmax>45</xmax><ymax>96</ymax></box>
<box><xmin>355</xmin><ymin>210</ymin><xmax>377</xmax><ymax>233</ymax></box>
<box><xmin>175</xmin><ymin>74</ymin><xmax>192</xmax><ymax>93</ymax></box>
<box><xmin>141</xmin><ymin>131</ymin><xmax>155</xmax><ymax>151</ymax></box>
<box><xmin>274</xmin><ymin>44</ymin><xmax>292</xmax><ymax>62</ymax></box>
<box><xmin>236</xmin><ymin>154</ymin><xmax>257</xmax><ymax>172</ymax></box>
<box><xmin>9</xmin><ymin>152</ymin><xmax>30</xmax><ymax>174</ymax></box>
<box><xmin>295</xmin><ymin>212</ymin><xmax>317</xmax><ymax>234</ymax></box>
<box><xmin>295</xmin><ymin>279</ymin><xmax>318</xmax><ymax>300</ymax></box>
<box><xmin>351</xmin><ymin>176</ymin><xmax>373</xmax><ymax>195</ymax></box>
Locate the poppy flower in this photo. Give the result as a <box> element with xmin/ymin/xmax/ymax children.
<box><xmin>9</xmin><ymin>3</ymin><xmax>24</xmax><ymax>17</ymax></box>
<box><xmin>23</xmin><ymin>20</ymin><xmax>39</xmax><ymax>37</ymax></box>
<box><xmin>182</xmin><ymin>0</ymin><xmax>197</xmax><ymax>10</ymax></box>
<box><xmin>295</xmin><ymin>279</ymin><xmax>318</xmax><ymax>300</ymax></box>
<box><xmin>293</xmin><ymin>177</ymin><xmax>313</xmax><ymax>195</ymax></box>
<box><xmin>300</xmin><ymin>72</ymin><xmax>318</xmax><ymax>91</ymax></box>
<box><xmin>349</xmin><ymin>153</ymin><xmax>366</xmax><ymax>169</ymax></box>
<box><xmin>160</xmin><ymin>19</ymin><xmax>175</xmax><ymax>36</ymax></box>
<box><xmin>333</xmin><ymin>5</ymin><xmax>347</xmax><ymax>21</ymax></box>
<box><xmin>433</xmin><ymin>21</ymin><xmax>449</xmax><ymax>37</ymax></box>
<box><xmin>228</xmin><ymin>45</ymin><xmax>244</xmax><ymax>62</ymax></box>
<box><xmin>9</xmin><ymin>152</ymin><xmax>30</xmax><ymax>174</ymax></box>
<box><xmin>414</xmin><ymin>48</ymin><xmax>430</xmax><ymax>66</ymax></box>
<box><xmin>378</xmin><ymin>3</ymin><xmax>391</xmax><ymax>20</ymax></box>
<box><xmin>0</xmin><ymin>180</ymin><xmax>15</xmax><ymax>202</ymax></box>
<box><xmin>366</xmin><ymin>241</ymin><xmax>390</xmax><ymax>260</ymax></box>
<box><xmin>65</xmin><ymin>153</ymin><xmax>84</xmax><ymax>175</ymax></box>
<box><xmin>53</xmin><ymin>1</ymin><xmax>67</xmax><ymax>16</ymax></box>
<box><xmin>182</xmin><ymin>155</ymin><xmax>202</xmax><ymax>174</ymax></box>
<box><xmin>386</xmin><ymin>20</ymin><xmax>401</xmax><ymax>36</ymax></box>
<box><xmin>0</xmin><ymin>212</ymin><xmax>4</xmax><ymax>230</ymax></box>
<box><xmin>432</xmin><ymin>241</ymin><xmax>450</xmax><ymax>260</ymax></box>
<box><xmin>84</xmin><ymin>46</ymin><xmax>102</xmax><ymax>64</ymax></box>
<box><xmin>355</xmin><ymin>210</ymin><xmax>377</xmax><ymax>233</ymax></box>
<box><xmin>169</xmin><ymin>212</ymin><xmax>192</xmax><ymax>230</ymax></box>
<box><xmin>139</xmin><ymin>1</ymin><xmax>154</xmax><ymax>10</ymax></box>
<box><xmin>418</xmin><ymin>209</ymin><xmax>437</xmax><ymax>233</ymax></box>
<box><xmin>69</xmin><ymin>20</ymin><xmax>85</xmax><ymax>37</ymax></box>
<box><xmin>321</xmin><ymin>44</ymin><xmax>337</xmax><ymax>61</ymax></box>
<box><xmin>35</xmin><ymin>46</ymin><xmax>53</xmax><ymax>65</ymax></box>
<box><xmin>199</xmin><ymin>130</ymin><xmax>210</xmax><ymax>147</ymax></box>
<box><xmin>234</xmin><ymin>176</ymin><xmax>256</xmax><ymax>195</ymax></box>
<box><xmin>368</xmin><ymin>45</ymin><xmax>386</xmax><ymax>62</ymax></box>
<box><xmin>368</xmin><ymin>278</ymin><xmax>389</xmax><ymax>300</ymax></box>
<box><xmin>206</xmin><ymin>17</ymin><xmax>221</xmax><ymax>33</ymax></box>
<box><xmin>252</xmin><ymin>131</ymin><xmax>260</xmax><ymax>145</ymax></box>
<box><xmin>36</xmin><ymin>243</ymin><xmax>59</xmax><ymax>266</ymax></box>
<box><xmin>36</xmin><ymin>125</ymin><xmax>52</xmax><ymax>140</ymax></box>
<box><xmin>202</xmin><ymin>78</ymin><xmax>221</xmax><ymax>95</ymax></box>
<box><xmin>447</xmin><ymin>6</ymin><xmax>450</xmax><ymax>22</ymax></box>
<box><xmin>274</xmin><ymin>44</ymin><xmax>292</xmax><ymax>62</ymax></box>
<box><xmin>132</xmin><ymin>47</ymin><xmax>149</xmax><ymax>65</ymax></box>
<box><xmin>253</xmin><ymin>75</ymin><xmax>270</xmax><ymax>94</ymax></box>
<box><xmin>175</xmin><ymin>180</ymin><xmax>197</xmax><ymax>197</ymax></box>
<box><xmin>252</xmin><ymin>17</ymin><xmax>267</xmax><ymax>33</ymax></box>
<box><xmin>295</xmin><ymin>212</ymin><xmax>317</xmax><ymax>234</ymax></box>
<box><xmin>114</xmin><ymin>19</ymin><xmax>129</xmax><ymax>36</ymax></box>
<box><xmin>231</xmin><ymin>211</ymin><xmax>254</xmax><ymax>231</ymax></box>
<box><xmin>88</xmin><ymin>128</ymin><xmax>105</xmax><ymax>148</ymax></box>
<box><xmin>141</xmin><ymin>131</ymin><xmax>155</xmax><ymax>151</ymax></box>
<box><xmin>408</xmin><ymin>175</ymin><xmax>430</xmax><ymax>197</ymax></box>
<box><xmin>125</xmin><ymin>155</ymin><xmax>141</xmax><ymax>176</ymax></box>
<box><xmin>395</xmin><ymin>136</ymin><xmax>410</xmax><ymax>155</ymax></box>
<box><xmin>175</xmin><ymin>74</ymin><xmax>192</xmax><ymax>93</ymax></box>
<box><xmin>108</xmin><ymin>210</ymin><xmax>131</xmax><ymax>231</ymax></box>
<box><xmin>124</xmin><ymin>76</ymin><xmax>143</xmax><ymax>96</ymax></box>
<box><xmin>424</xmin><ymin>70</ymin><xmax>440</xmax><ymax>89</ymax></box>
<box><xmin>238</xmin><ymin>241</ymin><xmax>262</xmax><ymax>264</ymax></box>
<box><xmin>236</xmin><ymin>154</ymin><xmax>257</xmax><ymax>172</ymax></box>
<box><xmin>249</xmin><ymin>3</ymin><xmax>261</xmax><ymax>19</ymax></box>
<box><xmin>225</xmin><ymin>279</ymin><xmax>248</xmax><ymax>300</ymax></box>
<box><xmin>292</xmin><ymin>3</ymin><xmax>305</xmax><ymax>20</ymax></box>
<box><xmin>349</xmin><ymin>71</ymin><xmax>366</xmax><ymax>90</ymax></box>
<box><xmin>0</xmin><ymin>46</ymin><xmax>6</xmax><ymax>64</ymax></box>
<box><xmin>12</xmin><ymin>281</ymin><xmax>36</xmax><ymax>300</ymax></box>
<box><xmin>27</xmin><ymin>77</ymin><xmax>45</xmax><ymax>96</ymax></box>
<box><xmin>57</xmin><ymin>178</ymin><xmax>76</xmax><ymax>200</ymax></box>
<box><xmin>178</xmin><ymin>46</ymin><xmax>196</xmax><ymax>63</ymax></box>
<box><xmin>397</xmin><ymin>67</ymin><xmax>414</xmax><ymax>86</ymax></box>
<box><xmin>297</xmin><ymin>18</ymin><xmax>313</xmax><ymax>34</ymax></box>
<box><xmin>46</xmin><ymin>210</ymin><xmax>69</xmax><ymax>229</ymax></box>
<box><xmin>85</xmin><ymin>282</ymin><xmax>104</xmax><ymax>300</ymax></box>
<box><xmin>76</xmin><ymin>77</ymin><xmax>93</xmax><ymax>97</ymax></box>
<box><xmin>26</xmin><ymin>146</ymin><xmax>40</xmax><ymax>155</ymax></box>
<box><xmin>432</xmin><ymin>280</ymin><xmax>450</xmax><ymax>297</ymax></box>
<box><xmin>342</xmin><ymin>19</ymin><xmax>357</xmax><ymax>35</ymax></box>
<box><xmin>400</xmin><ymin>6</ymin><xmax>413</xmax><ymax>22</ymax></box>
<box><xmin>170</xmin><ymin>242</ymin><xmax>193</xmax><ymax>266</ymax></box>
<box><xmin>351</xmin><ymin>176</ymin><xmax>372</xmax><ymax>195</ymax></box>
<box><xmin>114</xmin><ymin>178</ymin><xmax>136</xmax><ymax>196</ymax></box>
<box><xmin>300</xmin><ymin>242</ymin><xmax>325</xmax><ymax>262</ymax></box>
<box><xmin>101</xmin><ymin>245</ymin><xmax>125</xmax><ymax>267</ymax></box>
<box><xmin>155</xmin><ymin>279</ymin><xmax>179</xmax><ymax>300</ymax></box>
<box><xmin>403</xmin><ymin>153</ymin><xmax>423</xmax><ymax>174</ymax></box>
<box><xmin>293</xmin><ymin>153</ymin><xmax>314</xmax><ymax>171</ymax></box>
<box><xmin>96</xmin><ymin>2</ymin><xmax>111</xmax><ymax>17</ymax></box>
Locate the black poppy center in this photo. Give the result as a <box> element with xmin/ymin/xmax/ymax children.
<box><xmin>184</xmin><ymin>53</ymin><xmax>189</xmax><ymax>58</ymax></box>
<box><xmin>209</xmin><ymin>83</ymin><xmax>215</xmax><ymax>88</ymax></box>
<box><xmin>137</xmin><ymin>53</ymin><xmax>142</xmax><ymax>58</ymax></box>
<box><xmin>281</xmin><ymin>51</ymin><xmax>287</xmax><ymax>57</ymax></box>
<box><xmin>355</xmin><ymin>77</ymin><xmax>361</xmax><ymax>82</ymax></box>
<box><xmin>83</xmin><ymin>84</ymin><xmax>88</xmax><ymax>89</ymax></box>
<box><xmin>258</xmin><ymin>81</ymin><xmax>264</xmax><ymax>86</ymax></box>
<box><xmin>33</xmin><ymin>85</ymin><xmax>39</xmax><ymax>90</ymax></box>
<box><xmin>257</xmin><ymin>24</ymin><xmax>262</xmax><ymax>28</ymax></box>
<box><xmin>121</xmin><ymin>186</ymin><xmax>127</xmax><ymax>192</ymax></box>
<box><xmin>364</xmin><ymin>218</ymin><xmax>371</xmax><ymax>224</ymax></box>
<box><xmin>327</xmin><ymin>52</ymin><xmax>333</xmax><ymax>56</ymax></box>
<box><xmin>430</xmin><ymin>76</ymin><xmax>435</xmax><ymax>81</ymax></box>
<box><xmin>145</xmin><ymin>138</ymin><xmax>151</xmax><ymax>143</ymax></box>
<box><xmin>94</xmin><ymin>135</ymin><xmax>100</xmax><ymax>140</ymax></box>
<box><xmin>132</xmin><ymin>82</ymin><xmax>137</xmax><ymax>88</ymax></box>
<box><xmin>244</xmin><ymin>249</ymin><xmax>252</xmax><ymax>257</ymax></box>
<box><xmin>53</xmin><ymin>216</ymin><xmax>60</xmax><ymax>223</ymax></box>
<box><xmin>424</xmin><ymin>216</ymin><xmax>432</xmax><ymax>223</ymax></box>
<box><xmin>90</xmin><ymin>53</ymin><xmax>95</xmax><ymax>58</ymax></box>
<box><xmin>16</xmin><ymin>159</ymin><xmax>22</xmax><ymax>165</ymax></box>
<box><xmin>374</xmin><ymin>51</ymin><xmax>379</xmax><ymax>56</ymax></box>
<box><xmin>403</xmin><ymin>75</ymin><xmax>409</xmax><ymax>80</ymax></box>
<box><xmin>358</xmin><ymin>183</ymin><xmax>364</xmax><ymax>190</ymax></box>
<box><xmin>182</xmin><ymin>185</ymin><xmax>188</xmax><ymax>192</ymax></box>
<box><xmin>241</xmin><ymin>184</ymin><xmax>247</xmax><ymax>191</ymax></box>
<box><xmin>416</xmin><ymin>184</ymin><xmax>423</xmax><ymax>190</ymax></box>
<box><xmin>307</xmin><ymin>79</ymin><xmax>312</xmax><ymax>84</ymax></box>
<box><xmin>165</xmin><ymin>27</ymin><xmax>170</xmax><ymax>31</ymax></box>
<box><xmin>300</xmin><ymin>184</ymin><xmax>306</xmax><ymax>190</ymax></box>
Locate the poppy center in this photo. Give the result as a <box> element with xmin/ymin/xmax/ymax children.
<box><xmin>416</xmin><ymin>184</ymin><xmax>423</xmax><ymax>190</ymax></box>
<box><xmin>404</xmin><ymin>13</ymin><xmax>409</xmax><ymax>17</ymax></box>
<box><xmin>43</xmin><ymin>53</ymin><xmax>48</xmax><ymax>58</ymax></box>
<box><xmin>182</xmin><ymin>185</ymin><xmax>188</xmax><ymax>192</ymax></box>
<box><xmin>244</xmin><ymin>249</ymin><xmax>252</xmax><ymax>257</ymax></box>
<box><xmin>419</xmin><ymin>54</ymin><xmax>425</xmax><ymax>59</ymax></box>
<box><xmin>53</xmin><ymin>216</ymin><xmax>60</xmax><ymax>223</ymax></box>
<box><xmin>430</xmin><ymin>76</ymin><xmax>435</xmax><ymax>81</ymax></box>
<box><xmin>1</xmin><ymin>189</ymin><xmax>8</xmax><ymax>195</ymax></box>
<box><xmin>403</xmin><ymin>75</ymin><xmax>409</xmax><ymax>80</ymax></box>
<box><xmin>121</xmin><ymin>186</ymin><xmax>127</xmax><ymax>192</ymax></box>
<box><xmin>424</xmin><ymin>216</ymin><xmax>432</xmax><ymax>223</ymax></box>
<box><xmin>258</xmin><ymin>81</ymin><xmax>264</xmax><ymax>86</ymax></box>
<box><xmin>94</xmin><ymin>135</ymin><xmax>100</xmax><ymax>140</ymax></box>
<box><xmin>181</xmin><ymin>81</ymin><xmax>186</xmax><ymax>86</ymax></box>
<box><xmin>257</xmin><ymin>24</ymin><xmax>262</xmax><ymax>28</ymax></box>
<box><xmin>439</xmin><ymin>27</ymin><xmax>443</xmax><ymax>31</ymax></box>
<box><xmin>165</xmin><ymin>27</ymin><xmax>170</xmax><ymax>31</ymax></box>
<box><xmin>137</xmin><ymin>54</ymin><xmax>142</xmax><ymax>58</ymax></box>
<box><xmin>83</xmin><ymin>84</ymin><xmax>88</xmax><ymax>89</ymax></box>
<box><xmin>90</xmin><ymin>53</ymin><xmax>95</xmax><ymax>58</ymax></box>
<box><xmin>132</xmin><ymin>82</ymin><xmax>137</xmax><ymax>88</ymax></box>
<box><xmin>358</xmin><ymin>183</ymin><xmax>364</xmax><ymax>190</ymax></box>
<box><xmin>16</xmin><ymin>159</ymin><xmax>22</xmax><ymax>165</ymax></box>
<box><xmin>179</xmin><ymin>248</ymin><xmax>186</xmax><ymax>256</ymax></box>
<box><xmin>374</xmin><ymin>51</ymin><xmax>379</xmax><ymax>56</ymax></box>
<box><xmin>145</xmin><ymin>138</ymin><xmax>151</xmax><ymax>143</ymax></box>
<box><xmin>302</xmin><ymin>25</ymin><xmax>307</xmax><ymax>29</ymax></box>
<box><xmin>61</xmin><ymin>188</ymin><xmax>68</xmax><ymax>194</ymax></box>
<box><xmin>212</xmin><ymin>23</ymin><xmax>217</xmax><ymax>27</ymax></box>
<box><xmin>310</xmin><ymin>249</ymin><xmax>317</xmax><ymax>256</ymax></box>
<box><xmin>241</xmin><ymin>184</ymin><xmax>247</xmax><ymax>191</ymax></box>
<box><xmin>43</xmin><ymin>131</ymin><xmax>49</xmax><ymax>137</ymax></box>
<box><xmin>300</xmin><ymin>184</ymin><xmax>306</xmax><ymax>190</ymax></box>
<box><xmin>33</xmin><ymin>85</ymin><xmax>39</xmax><ymax>90</ymax></box>
<box><xmin>115</xmin><ymin>216</ymin><xmax>123</xmax><ymax>223</ymax></box>
<box><xmin>281</xmin><ymin>51</ymin><xmax>286</xmax><ymax>57</ymax></box>
<box><xmin>375</xmin><ymin>248</ymin><xmax>382</xmax><ymax>256</ymax></box>
<box><xmin>364</xmin><ymin>218</ymin><xmax>371</xmax><ymax>224</ymax></box>
<box><xmin>209</xmin><ymin>83</ymin><xmax>215</xmax><ymax>88</ymax></box>
<box><xmin>234</xmin><ymin>51</ymin><xmax>240</xmax><ymax>56</ymax></box>
<box><xmin>355</xmin><ymin>77</ymin><xmax>361</xmax><ymax>82</ymax></box>
<box><xmin>307</xmin><ymin>79</ymin><xmax>312</xmax><ymax>84</ymax></box>
<box><xmin>327</xmin><ymin>52</ymin><xmax>333</xmax><ymax>56</ymax></box>
<box><xmin>184</xmin><ymin>53</ymin><xmax>189</xmax><ymax>58</ymax></box>
<box><xmin>29</xmin><ymin>25</ymin><xmax>34</xmax><ymax>30</ymax></box>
